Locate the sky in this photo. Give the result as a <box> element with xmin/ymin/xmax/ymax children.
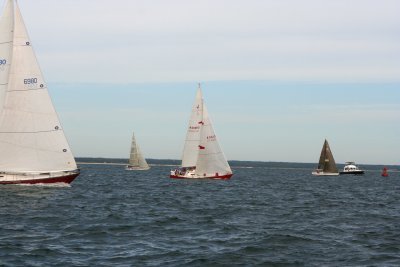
<box><xmin>2</xmin><ymin>0</ymin><xmax>399</xmax><ymax>164</ymax></box>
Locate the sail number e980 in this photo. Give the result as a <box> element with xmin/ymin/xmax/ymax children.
<box><xmin>24</xmin><ymin>78</ymin><xmax>37</xmax><ymax>84</ymax></box>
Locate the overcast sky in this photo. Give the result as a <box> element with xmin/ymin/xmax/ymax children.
<box><xmin>3</xmin><ymin>0</ymin><xmax>399</xmax><ymax>164</ymax></box>
<box><xmin>14</xmin><ymin>0</ymin><xmax>400</xmax><ymax>83</ymax></box>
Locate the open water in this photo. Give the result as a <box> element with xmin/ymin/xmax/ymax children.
<box><xmin>1</xmin><ymin>163</ymin><xmax>400</xmax><ymax>266</ymax></box>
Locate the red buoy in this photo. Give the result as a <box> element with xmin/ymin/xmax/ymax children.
<box><xmin>381</xmin><ymin>167</ymin><xmax>389</xmax><ymax>177</ymax></box>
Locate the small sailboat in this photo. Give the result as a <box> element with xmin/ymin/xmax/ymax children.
<box><xmin>170</xmin><ymin>84</ymin><xmax>233</xmax><ymax>179</ymax></box>
<box><xmin>312</xmin><ymin>139</ymin><xmax>339</xmax><ymax>176</ymax></box>
<box><xmin>339</xmin><ymin>161</ymin><xmax>364</xmax><ymax>175</ymax></box>
<box><xmin>0</xmin><ymin>1</ymin><xmax>79</xmax><ymax>184</ymax></box>
<box><xmin>126</xmin><ymin>132</ymin><xmax>150</xmax><ymax>170</ymax></box>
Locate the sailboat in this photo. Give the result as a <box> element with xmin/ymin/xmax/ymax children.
<box><xmin>126</xmin><ymin>132</ymin><xmax>150</xmax><ymax>170</ymax></box>
<box><xmin>0</xmin><ymin>0</ymin><xmax>79</xmax><ymax>184</ymax></box>
<box><xmin>312</xmin><ymin>139</ymin><xmax>339</xmax><ymax>176</ymax></box>
<box><xmin>170</xmin><ymin>84</ymin><xmax>233</xmax><ymax>179</ymax></box>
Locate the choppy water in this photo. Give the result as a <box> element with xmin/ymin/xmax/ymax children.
<box><xmin>1</xmin><ymin>163</ymin><xmax>400</xmax><ymax>266</ymax></box>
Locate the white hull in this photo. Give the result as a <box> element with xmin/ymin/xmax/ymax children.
<box><xmin>125</xmin><ymin>165</ymin><xmax>150</xmax><ymax>171</ymax></box>
<box><xmin>312</xmin><ymin>171</ymin><xmax>339</xmax><ymax>176</ymax></box>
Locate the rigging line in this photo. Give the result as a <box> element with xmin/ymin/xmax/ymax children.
<box><xmin>0</xmin><ymin>41</ymin><xmax>12</xmax><ymax>44</ymax></box>
<box><xmin>0</xmin><ymin>83</ymin><xmax>9</xmax><ymax>85</ymax></box>
<box><xmin>0</xmin><ymin>129</ymin><xmax>60</xmax><ymax>134</ymax></box>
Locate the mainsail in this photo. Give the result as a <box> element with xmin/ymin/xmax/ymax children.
<box><xmin>0</xmin><ymin>1</ymin><xmax>77</xmax><ymax>173</ymax></box>
<box><xmin>317</xmin><ymin>139</ymin><xmax>338</xmax><ymax>173</ymax></box>
<box><xmin>181</xmin><ymin>86</ymin><xmax>203</xmax><ymax>167</ymax></box>
<box><xmin>128</xmin><ymin>132</ymin><xmax>149</xmax><ymax>170</ymax></box>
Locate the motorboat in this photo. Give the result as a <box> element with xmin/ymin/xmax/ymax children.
<box><xmin>339</xmin><ymin>162</ymin><xmax>364</xmax><ymax>175</ymax></box>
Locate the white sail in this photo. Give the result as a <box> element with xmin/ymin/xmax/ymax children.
<box><xmin>0</xmin><ymin>2</ymin><xmax>77</xmax><ymax>173</ymax></box>
<box><xmin>181</xmin><ymin>86</ymin><xmax>203</xmax><ymax>167</ymax></box>
<box><xmin>128</xmin><ymin>132</ymin><xmax>149</xmax><ymax>170</ymax></box>
<box><xmin>0</xmin><ymin>0</ymin><xmax>13</xmax><ymax>112</ymax></box>
<box><xmin>196</xmin><ymin>105</ymin><xmax>232</xmax><ymax>176</ymax></box>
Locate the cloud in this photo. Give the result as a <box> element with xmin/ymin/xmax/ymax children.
<box><xmin>12</xmin><ymin>0</ymin><xmax>399</xmax><ymax>83</ymax></box>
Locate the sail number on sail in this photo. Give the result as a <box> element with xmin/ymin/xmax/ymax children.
<box><xmin>24</xmin><ymin>78</ymin><xmax>38</xmax><ymax>84</ymax></box>
<box><xmin>189</xmin><ymin>126</ymin><xmax>200</xmax><ymax>132</ymax></box>
<box><xmin>0</xmin><ymin>59</ymin><xmax>6</xmax><ymax>65</ymax></box>
<box><xmin>206</xmin><ymin>135</ymin><xmax>216</xmax><ymax>141</ymax></box>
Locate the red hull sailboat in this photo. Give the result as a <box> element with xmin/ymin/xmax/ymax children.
<box><xmin>0</xmin><ymin>1</ymin><xmax>79</xmax><ymax>185</ymax></box>
<box><xmin>170</xmin><ymin>85</ymin><xmax>233</xmax><ymax>180</ymax></box>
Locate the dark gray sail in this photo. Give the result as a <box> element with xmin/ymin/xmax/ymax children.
<box><xmin>317</xmin><ymin>139</ymin><xmax>338</xmax><ymax>173</ymax></box>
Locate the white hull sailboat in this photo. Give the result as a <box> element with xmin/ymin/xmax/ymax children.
<box><xmin>125</xmin><ymin>132</ymin><xmax>150</xmax><ymax>171</ymax></box>
<box><xmin>312</xmin><ymin>139</ymin><xmax>339</xmax><ymax>176</ymax></box>
<box><xmin>0</xmin><ymin>1</ymin><xmax>79</xmax><ymax>185</ymax></box>
<box><xmin>170</xmin><ymin>84</ymin><xmax>233</xmax><ymax>180</ymax></box>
